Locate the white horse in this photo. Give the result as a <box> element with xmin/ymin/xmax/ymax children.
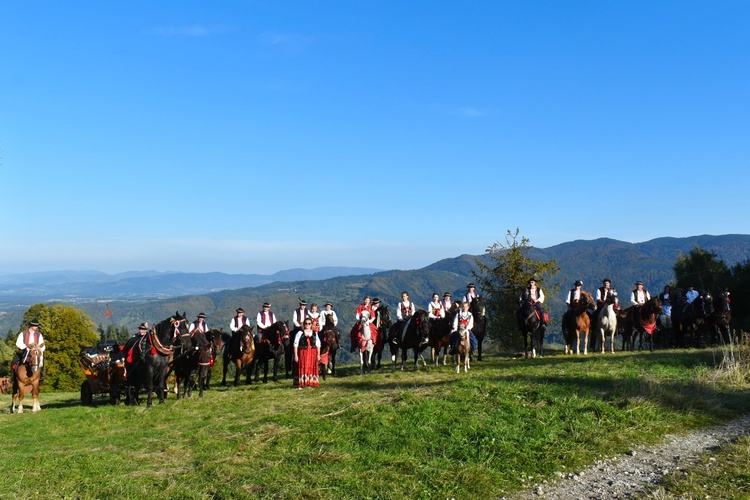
<box><xmin>454</xmin><ymin>324</ymin><xmax>471</xmax><ymax>373</ymax></box>
<box><xmin>597</xmin><ymin>290</ymin><xmax>619</xmax><ymax>354</ymax></box>
<box><xmin>358</xmin><ymin>311</ymin><xmax>375</xmax><ymax>375</ymax></box>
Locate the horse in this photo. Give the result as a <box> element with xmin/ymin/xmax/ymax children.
<box><xmin>254</xmin><ymin>321</ymin><xmax>287</xmax><ymax>384</ymax></box>
<box><xmin>320</xmin><ymin>315</ymin><xmax>341</xmax><ymax>375</ymax></box>
<box><xmin>675</xmin><ymin>292</ymin><xmax>712</xmax><ymax>348</ymax></box>
<box><xmin>516</xmin><ymin>296</ymin><xmax>544</xmax><ymax>359</ymax></box>
<box><xmin>706</xmin><ymin>289</ymin><xmax>732</xmax><ymax>345</ymax></box>
<box><xmin>355</xmin><ymin>311</ymin><xmax>378</xmax><ymax>375</ymax></box>
<box><xmin>372</xmin><ymin>306</ymin><xmax>392</xmax><ymax>370</ymax></box>
<box><xmin>221</xmin><ymin>324</ymin><xmax>256</xmax><ymax>387</ymax></box>
<box><xmin>10</xmin><ymin>344</ymin><xmax>43</xmax><ymax>414</ymax></box>
<box><xmin>454</xmin><ymin>323</ymin><xmax>471</xmax><ymax>373</ymax></box>
<box><xmin>618</xmin><ymin>297</ymin><xmax>663</xmax><ymax>351</ymax></box>
<box><xmin>389</xmin><ymin>309</ymin><xmax>431</xmax><ymax>371</ymax></box>
<box><xmin>202</xmin><ymin>328</ymin><xmax>224</xmax><ymax>390</ymax></box>
<box><xmin>172</xmin><ymin>329</ymin><xmax>211</xmax><ymax>399</ymax></box>
<box><xmin>469</xmin><ymin>297</ymin><xmax>487</xmax><ymax>360</ymax></box>
<box><xmin>563</xmin><ymin>291</ymin><xmax>595</xmax><ymax>355</ymax></box>
<box><xmin>283</xmin><ymin>324</ymin><xmax>295</xmax><ymax>379</ymax></box>
<box><xmin>125</xmin><ymin>312</ymin><xmax>188</xmax><ymax>406</ymax></box>
<box><xmin>596</xmin><ymin>290</ymin><xmax>619</xmax><ymax>353</ymax></box>
<box><xmin>430</xmin><ymin>303</ymin><xmax>458</xmax><ymax>365</ymax></box>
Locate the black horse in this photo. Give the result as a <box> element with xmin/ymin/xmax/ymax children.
<box><xmin>255</xmin><ymin>321</ymin><xmax>288</xmax><ymax>383</ymax></box>
<box><xmin>516</xmin><ymin>296</ymin><xmax>544</xmax><ymax>358</ymax></box>
<box><xmin>202</xmin><ymin>328</ymin><xmax>224</xmax><ymax>390</ymax></box>
<box><xmin>388</xmin><ymin>309</ymin><xmax>431</xmax><ymax>371</ymax></box>
<box><xmin>320</xmin><ymin>314</ymin><xmax>341</xmax><ymax>375</ymax></box>
<box><xmin>125</xmin><ymin>311</ymin><xmax>189</xmax><ymax>406</ymax></box>
<box><xmin>675</xmin><ymin>292</ymin><xmax>713</xmax><ymax>348</ymax></box>
<box><xmin>707</xmin><ymin>289</ymin><xmax>733</xmax><ymax>344</ymax></box>
<box><xmin>470</xmin><ymin>297</ymin><xmax>487</xmax><ymax>360</ymax></box>
<box><xmin>172</xmin><ymin>329</ymin><xmax>211</xmax><ymax>398</ymax></box>
<box><xmin>372</xmin><ymin>306</ymin><xmax>392</xmax><ymax>370</ymax></box>
<box><xmin>618</xmin><ymin>297</ymin><xmax>663</xmax><ymax>351</ymax></box>
<box><xmin>283</xmin><ymin>325</ymin><xmax>295</xmax><ymax>379</ymax></box>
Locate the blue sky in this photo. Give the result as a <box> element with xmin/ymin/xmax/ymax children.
<box><xmin>1</xmin><ymin>1</ymin><xmax>748</xmax><ymax>274</ymax></box>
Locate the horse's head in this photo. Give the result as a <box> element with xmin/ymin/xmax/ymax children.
<box><xmin>325</xmin><ymin>328</ymin><xmax>339</xmax><ymax>350</ymax></box>
<box><xmin>610</xmin><ymin>290</ymin><xmax>620</xmax><ymax>309</ymax></box>
<box><xmin>25</xmin><ymin>344</ymin><xmax>43</xmax><ymax>374</ymax></box>
<box><xmin>279</xmin><ymin>321</ymin><xmax>291</xmax><ymax>346</ymax></box>
<box><xmin>239</xmin><ymin>324</ymin><xmax>254</xmax><ymax>351</ymax></box>
<box><xmin>415</xmin><ymin>310</ymin><xmax>431</xmax><ymax>343</ymax></box>
<box><xmin>207</xmin><ymin>329</ymin><xmax>224</xmax><ymax>355</ymax></box>
<box><xmin>377</xmin><ymin>306</ymin><xmax>392</xmax><ymax>328</ymax></box>
<box><xmin>647</xmin><ymin>297</ymin><xmax>663</xmax><ymax>316</ymax></box>
<box><xmin>470</xmin><ymin>297</ymin><xmax>485</xmax><ymax>317</ymax></box>
<box><xmin>715</xmin><ymin>290</ymin><xmax>731</xmax><ymax>313</ymax></box>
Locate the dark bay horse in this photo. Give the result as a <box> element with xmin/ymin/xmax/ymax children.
<box><xmin>469</xmin><ymin>297</ymin><xmax>487</xmax><ymax>360</ymax></box>
<box><xmin>372</xmin><ymin>306</ymin><xmax>392</xmax><ymax>370</ymax></box>
<box><xmin>707</xmin><ymin>289</ymin><xmax>732</xmax><ymax>344</ymax></box>
<box><xmin>389</xmin><ymin>309</ymin><xmax>431</xmax><ymax>371</ymax></box>
<box><xmin>255</xmin><ymin>321</ymin><xmax>287</xmax><ymax>383</ymax></box>
<box><xmin>221</xmin><ymin>324</ymin><xmax>256</xmax><ymax>387</ymax></box>
<box><xmin>429</xmin><ymin>303</ymin><xmax>458</xmax><ymax>365</ymax></box>
<box><xmin>618</xmin><ymin>297</ymin><xmax>663</xmax><ymax>351</ymax></box>
<box><xmin>126</xmin><ymin>311</ymin><xmax>189</xmax><ymax>406</ymax></box>
<box><xmin>10</xmin><ymin>344</ymin><xmax>43</xmax><ymax>414</ymax></box>
<box><xmin>320</xmin><ymin>314</ymin><xmax>341</xmax><ymax>375</ymax></box>
<box><xmin>202</xmin><ymin>328</ymin><xmax>224</xmax><ymax>389</ymax></box>
<box><xmin>516</xmin><ymin>296</ymin><xmax>544</xmax><ymax>359</ymax></box>
<box><xmin>563</xmin><ymin>291</ymin><xmax>595</xmax><ymax>355</ymax></box>
<box><xmin>172</xmin><ymin>329</ymin><xmax>211</xmax><ymax>398</ymax></box>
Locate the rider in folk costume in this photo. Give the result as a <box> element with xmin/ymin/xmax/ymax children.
<box><xmin>519</xmin><ymin>278</ymin><xmax>548</xmax><ymax>335</ymax></box>
<box><xmin>450</xmin><ymin>301</ymin><xmax>475</xmax><ymax>354</ymax></box>
<box><xmin>292</xmin><ymin>299</ymin><xmax>309</xmax><ymax>332</ymax></box>
<box><xmin>442</xmin><ymin>292</ymin><xmax>453</xmax><ymax>312</ymax></box>
<box><xmin>320</xmin><ymin>302</ymin><xmax>338</xmax><ymax>327</ymax></box>
<box><xmin>352</xmin><ymin>296</ymin><xmax>375</xmax><ymax>352</ymax></box>
<box><xmin>630</xmin><ymin>281</ymin><xmax>651</xmax><ymax>308</ymax></box>
<box><xmin>561</xmin><ymin>280</ymin><xmax>585</xmax><ymax>335</ymax></box>
<box><xmin>189</xmin><ymin>313</ymin><xmax>208</xmax><ymax>335</ymax></box>
<box><xmin>395</xmin><ymin>291</ymin><xmax>416</xmax><ymax>346</ymax></box>
<box><xmin>463</xmin><ymin>283</ymin><xmax>480</xmax><ymax>304</ymax></box>
<box><xmin>428</xmin><ymin>293</ymin><xmax>445</xmax><ymax>327</ymax></box>
<box><xmin>307</xmin><ymin>303</ymin><xmax>321</xmax><ymax>334</ymax></box>
<box><xmin>230</xmin><ymin>307</ymin><xmax>252</xmax><ymax>352</ymax></box>
<box><xmin>293</xmin><ymin>319</ymin><xmax>321</xmax><ymax>388</ymax></box>
<box><xmin>12</xmin><ymin>320</ymin><xmax>46</xmax><ymax>383</ymax></box>
<box><xmin>256</xmin><ymin>302</ymin><xmax>277</xmax><ymax>342</ymax></box>
<box><xmin>371</xmin><ymin>298</ymin><xmax>383</xmax><ymax>329</ymax></box>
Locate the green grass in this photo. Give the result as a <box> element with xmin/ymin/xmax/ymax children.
<box><xmin>1</xmin><ymin>349</ymin><xmax>749</xmax><ymax>499</ymax></box>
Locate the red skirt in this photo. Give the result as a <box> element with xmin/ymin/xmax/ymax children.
<box><xmin>295</xmin><ymin>347</ymin><xmax>319</xmax><ymax>388</ymax></box>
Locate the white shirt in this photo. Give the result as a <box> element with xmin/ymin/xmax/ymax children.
<box><xmin>256</xmin><ymin>310</ymin><xmax>276</xmax><ymax>330</ymax></box>
<box><xmin>522</xmin><ymin>287</ymin><xmax>545</xmax><ymax>303</ymax></box>
<box><xmin>595</xmin><ymin>288</ymin><xmax>611</xmax><ymax>303</ymax></box>
<box><xmin>230</xmin><ymin>315</ymin><xmax>251</xmax><ymax>332</ymax></box>
<box><xmin>428</xmin><ymin>301</ymin><xmax>445</xmax><ymax>319</ymax></box>
<box><xmin>292</xmin><ymin>308</ymin><xmax>308</xmax><ymax>329</ymax></box>
<box><xmin>189</xmin><ymin>320</ymin><xmax>208</xmax><ymax>334</ymax></box>
<box><xmin>463</xmin><ymin>291</ymin><xmax>478</xmax><ymax>303</ymax></box>
<box><xmin>566</xmin><ymin>288</ymin><xmax>582</xmax><ymax>305</ymax></box>
<box><xmin>630</xmin><ymin>289</ymin><xmax>651</xmax><ymax>306</ymax></box>
<box><xmin>293</xmin><ymin>330</ymin><xmax>322</xmax><ymax>348</ymax></box>
<box><xmin>452</xmin><ymin>311</ymin><xmax>474</xmax><ymax>332</ymax></box>
<box><xmin>442</xmin><ymin>298</ymin><xmax>453</xmax><ymax>311</ymax></box>
<box><xmin>16</xmin><ymin>328</ymin><xmax>45</xmax><ymax>351</ymax></box>
<box><xmin>320</xmin><ymin>309</ymin><xmax>338</xmax><ymax>327</ymax></box>
<box><xmin>686</xmin><ymin>289</ymin><xmax>699</xmax><ymax>303</ymax></box>
<box><xmin>396</xmin><ymin>301</ymin><xmax>415</xmax><ymax>321</ymax></box>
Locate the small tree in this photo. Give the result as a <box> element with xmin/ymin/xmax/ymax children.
<box><xmin>673</xmin><ymin>245</ymin><xmax>732</xmax><ymax>293</ymax></box>
<box><xmin>474</xmin><ymin>229</ymin><xmax>560</xmax><ymax>350</ymax></box>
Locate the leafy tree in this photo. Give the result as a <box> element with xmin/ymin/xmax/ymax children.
<box><xmin>730</xmin><ymin>260</ymin><xmax>750</xmax><ymax>330</ymax></box>
<box><xmin>20</xmin><ymin>303</ymin><xmax>99</xmax><ymax>392</ymax></box>
<box><xmin>474</xmin><ymin>229</ymin><xmax>561</xmax><ymax>350</ymax></box>
<box><xmin>673</xmin><ymin>245</ymin><xmax>732</xmax><ymax>293</ymax></box>
<box><xmin>0</xmin><ymin>338</ymin><xmax>14</xmax><ymax>377</ymax></box>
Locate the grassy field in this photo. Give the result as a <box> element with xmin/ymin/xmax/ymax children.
<box><xmin>1</xmin><ymin>348</ymin><xmax>749</xmax><ymax>499</ymax></box>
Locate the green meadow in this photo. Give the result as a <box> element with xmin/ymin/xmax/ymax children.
<box><xmin>1</xmin><ymin>349</ymin><xmax>749</xmax><ymax>499</ymax></box>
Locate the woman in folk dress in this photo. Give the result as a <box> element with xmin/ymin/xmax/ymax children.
<box><xmin>294</xmin><ymin>319</ymin><xmax>321</xmax><ymax>388</ymax></box>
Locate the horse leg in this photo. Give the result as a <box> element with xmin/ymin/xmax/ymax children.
<box><xmin>465</xmin><ymin>351</ymin><xmax>470</xmax><ymax>372</ymax></box>
<box><xmin>477</xmin><ymin>337</ymin><xmax>483</xmax><ymax>361</ymax></box>
<box><xmin>221</xmin><ymin>355</ymin><xmax>229</xmax><ymax>386</ymax></box>
<box><xmin>233</xmin><ymin>360</ymin><xmax>242</xmax><ymax>387</ymax></box>
<box><xmin>583</xmin><ymin>330</ymin><xmax>589</xmax><ymax>355</ymax></box>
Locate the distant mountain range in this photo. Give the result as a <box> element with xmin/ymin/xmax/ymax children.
<box><xmin>1</xmin><ymin>235</ymin><xmax>749</xmax><ymax>353</ymax></box>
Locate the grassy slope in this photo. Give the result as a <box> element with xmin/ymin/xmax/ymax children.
<box><xmin>1</xmin><ymin>349</ymin><xmax>749</xmax><ymax>499</ymax></box>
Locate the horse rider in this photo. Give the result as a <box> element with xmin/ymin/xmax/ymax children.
<box><xmin>189</xmin><ymin>313</ymin><xmax>208</xmax><ymax>335</ymax></box>
<box><xmin>307</xmin><ymin>303</ymin><xmax>321</xmax><ymax>334</ymax></box>
<box><xmin>371</xmin><ymin>298</ymin><xmax>383</xmax><ymax>329</ymax></box>
<box><xmin>428</xmin><ymin>293</ymin><xmax>445</xmax><ymax>321</ymax></box>
<box><xmin>292</xmin><ymin>299</ymin><xmax>309</xmax><ymax>333</ymax></box>
<box><xmin>561</xmin><ymin>280</ymin><xmax>584</xmax><ymax>335</ymax></box>
<box><xmin>463</xmin><ymin>283</ymin><xmax>480</xmax><ymax>304</ymax></box>
<box><xmin>12</xmin><ymin>320</ymin><xmax>46</xmax><ymax>383</ymax></box>
<box><xmin>593</xmin><ymin>279</ymin><xmax>613</xmax><ymax>331</ymax></box>
<box><xmin>230</xmin><ymin>307</ymin><xmax>252</xmax><ymax>349</ymax></box>
<box><xmin>320</xmin><ymin>302</ymin><xmax>338</xmax><ymax>328</ymax></box>
<box><xmin>519</xmin><ymin>278</ymin><xmax>547</xmax><ymax>336</ymax></box>
<box><xmin>352</xmin><ymin>296</ymin><xmax>375</xmax><ymax>352</ymax></box>
<box><xmin>442</xmin><ymin>292</ymin><xmax>453</xmax><ymax>311</ymax></box>
<box><xmin>395</xmin><ymin>291</ymin><xmax>416</xmax><ymax>346</ymax></box>
<box><xmin>256</xmin><ymin>302</ymin><xmax>277</xmax><ymax>342</ymax></box>
<box><xmin>450</xmin><ymin>301</ymin><xmax>475</xmax><ymax>354</ymax></box>
<box><xmin>630</xmin><ymin>281</ymin><xmax>651</xmax><ymax>308</ymax></box>
<box><xmin>685</xmin><ymin>285</ymin><xmax>699</xmax><ymax>304</ymax></box>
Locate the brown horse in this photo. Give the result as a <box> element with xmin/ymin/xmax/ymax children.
<box><xmin>221</xmin><ymin>324</ymin><xmax>256</xmax><ymax>386</ymax></box>
<box><xmin>322</xmin><ymin>323</ymin><xmax>340</xmax><ymax>376</ymax></box>
<box><xmin>564</xmin><ymin>291</ymin><xmax>595</xmax><ymax>355</ymax></box>
<box><xmin>618</xmin><ymin>297</ymin><xmax>663</xmax><ymax>351</ymax></box>
<box><xmin>10</xmin><ymin>344</ymin><xmax>43</xmax><ymax>414</ymax></box>
<box><xmin>429</xmin><ymin>303</ymin><xmax>459</xmax><ymax>366</ymax></box>
<box><xmin>202</xmin><ymin>328</ymin><xmax>224</xmax><ymax>390</ymax></box>
<box><xmin>454</xmin><ymin>323</ymin><xmax>471</xmax><ymax>373</ymax></box>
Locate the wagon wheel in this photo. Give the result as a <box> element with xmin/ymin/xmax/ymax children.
<box><xmin>80</xmin><ymin>381</ymin><xmax>93</xmax><ymax>405</ymax></box>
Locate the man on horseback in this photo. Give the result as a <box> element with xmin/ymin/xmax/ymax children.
<box><xmin>320</xmin><ymin>302</ymin><xmax>338</xmax><ymax>327</ymax></box>
<box><xmin>686</xmin><ymin>285</ymin><xmax>699</xmax><ymax>304</ymax></box>
<box><xmin>520</xmin><ymin>278</ymin><xmax>547</xmax><ymax>335</ymax></box>
<box><xmin>292</xmin><ymin>299</ymin><xmax>309</xmax><ymax>332</ymax></box>
<box><xmin>12</xmin><ymin>321</ymin><xmax>46</xmax><ymax>383</ymax></box>
<box><xmin>463</xmin><ymin>283</ymin><xmax>480</xmax><ymax>304</ymax></box>
<box><xmin>394</xmin><ymin>291</ymin><xmax>416</xmax><ymax>346</ymax></box>
<box><xmin>230</xmin><ymin>308</ymin><xmax>252</xmax><ymax>349</ymax></box>
<box><xmin>442</xmin><ymin>292</ymin><xmax>453</xmax><ymax>311</ymax></box>
<box><xmin>630</xmin><ymin>281</ymin><xmax>651</xmax><ymax>308</ymax></box>
<box><xmin>256</xmin><ymin>303</ymin><xmax>276</xmax><ymax>343</ymax></box>
<box><xmin>562</xmin><ymin>280</ymin><xmax>585</xmax><ymax>336</ymax></box>
<box><xmin>189</xmin><ymin>313</ymin><xmax>209</xmax><ymax>335</ymax></box>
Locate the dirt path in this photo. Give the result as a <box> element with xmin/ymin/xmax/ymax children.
<box><xmin>513</xmin><ymin>415</ymin><xmax>750</xmax><ymax>499</ymax></box>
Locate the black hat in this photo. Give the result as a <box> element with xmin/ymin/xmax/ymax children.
<box><xmin>467</xmin><ymin>283</ymin><xmax>476</xmax><ymax>288</ymax></box>
<box><xmin>372</xmin><ymin>298</ymin><xmax>380</xmax><ymax>305</ymax></box>
<box><xmin>138</xmin><ymin>323</ymin><xmax>148</xmax><ymax>330</ymax></box>
<box><xmin>444</xmin><ymin>292</ymin><xmax>452</xmax><ymax>297</ymax></box>
<box><xmin>528</xmin><ymin>278</ymin><xmax>537</xmax><ymax>283</ymax></box>
<box><xmin>262</xmin><ymin>302</ymin><xmax>270</xmax><ymax>308</ymax></box>
<box><xmin>635</xmin><ymin>281</ymin><xmax>644</xmax><ymax>286</ymax></box>
<box><xmin>298</xmin><ymin>299</ymin><xmax>307</xmax><ymax>306</ymax></box>
<box><xmin>324</xmin><ymin>302</ymin><xmax>333</xmax><ymax>307</ymax></box>
<box><xmin>574</xmin><ymin>280</ymin><xmax>583</xmax><ymax>287</ymax></box>
<box><xmin>29</xmin><ymin>320</ymin><xmax>40</xmax><ymax>327</ymax></box>
<box><xmin>197</xmin><ymin>313</ymin><xmax>206</xmax><ymax>318</ymax></box>
<box><xmin>602</xmin><ymin>278</ymin><xmax>611</xmax><ymax>284</ymax></box>
<box><xmin>236</xmin><ymin>308</ymin><xmax>245</xmax><ymax>313</ymax></box>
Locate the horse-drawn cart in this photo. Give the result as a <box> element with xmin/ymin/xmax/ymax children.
<box><xmin>78</xmin><ymin>340</ymin><xmax>126</xmax><ymax>405</ymax></box>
